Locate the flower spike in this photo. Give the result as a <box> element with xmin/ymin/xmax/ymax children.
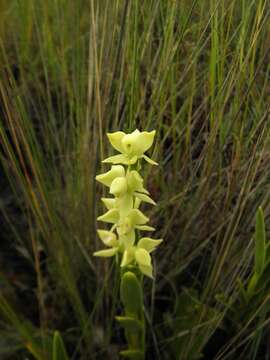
<box><xmin>94</xmin><ymin>129</ymin><xmax>161</xmax><ymax>277</ymax></box>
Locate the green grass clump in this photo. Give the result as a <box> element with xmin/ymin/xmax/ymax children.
<box><xmin>0</xmin><ymin>0</ymin><xmax>270</xmax><ymax>359</ymax></box>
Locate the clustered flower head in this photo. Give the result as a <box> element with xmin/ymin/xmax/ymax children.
<box><xmin>93</xmin><ymin>129</ymin><xmax>162</xmax><ymax>278</ymax></box>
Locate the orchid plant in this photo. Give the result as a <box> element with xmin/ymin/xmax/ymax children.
<box><xmin>94</xmin><ymin>129</ymin><xmax>162</xmax><ymax>358</ymax></box>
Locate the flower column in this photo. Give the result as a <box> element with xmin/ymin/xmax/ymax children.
<box><xmin>93</xmin><ymin>130</ymin><xmax>162</xmax><ymax>359</ymax></box>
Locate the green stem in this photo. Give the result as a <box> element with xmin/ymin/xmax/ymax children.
<box><xmin>118</xmin><ymin>270</ymin><xmax>145</xmax><ymax>359</ymax></box>
<box><xmin>140</xmin><ymin>276</ymin><xmax>146</xmax><ymax>358</ymax></box>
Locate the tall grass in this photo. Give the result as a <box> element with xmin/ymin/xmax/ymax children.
<box><xmin>0</xmin><ymin>0</ymin><xmax>270</xmax><ymax>359</ymax></box>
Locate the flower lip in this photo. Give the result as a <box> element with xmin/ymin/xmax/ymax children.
<box><xmin>110</xmin><ymin>177</ymin><xmax>128</xmax><ymax>197</ymax></box>
<box><xmin>135</xmin><ymin>248</ymin><xmax>151</xmax><ymax>267</ymax></box>
<box><xmin>121</xmin><ymin>130</ymin><xmax>140</xmax><ymax>156</ymax></box>
<box><xmin>96</xmin><ymin>165</ymin><xmax>125</xmax><ymax>186</ymax></box>
<box><xmin>97</xmin><ymin>230</ymin><xmax>118</xmax><ymax>247</ymax></box>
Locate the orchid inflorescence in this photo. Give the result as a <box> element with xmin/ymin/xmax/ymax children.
<box><xmin>94</xmin><ymin>129</ymin><xmax>162</xmax><ymax>278</ymax></box>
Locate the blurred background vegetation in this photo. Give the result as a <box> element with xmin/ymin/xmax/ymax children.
<box><xmin>1</xmin><ymin>0</ymin><xmax>270</xmax><ymax>359</ymax></box>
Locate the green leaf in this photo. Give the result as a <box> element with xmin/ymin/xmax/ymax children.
<box><xmin>115</xmin><ymin>316</ymin><xmax>142</xmax><ymax>332</ymax></box>
<box><xmin>120</xmin><ymin>272</ymin><xmax>143</xmax><ymax>316</ymax></box>
<box><xmin>247</xmin><ymin>272</ymin><xmax>259</xmax><ymax>299</ymax></box>
<box><xmin>52</xmin><ymin>331</ymin><xmax>69</xmax><ymax>360</ymax></box>
<box><xmin>0</xmin><ymin>294</ymin><xmax>51</xmax><ymax>359</ymax></box>
<box><xmin>236</xmin><ymin>278</ymin><xmax>248</xmax><ymax>304</ymax></box>
<box><xmin>120</xmin><ymin>349</ymin><xmax>144</xmax><ymax>359</ymax></box>
<box><xmin>255</xmin><ymin>207</ymin><xmax>266</xmax><ymax>276</ymax></box>
<box><xmin>170</xmin><ymin>289</ymin><xmax>217</xmax><ymax>359</ymax></box>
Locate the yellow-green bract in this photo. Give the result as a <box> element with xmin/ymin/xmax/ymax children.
<box><xmin>93</xmin><ymin>129</ymin><xmax>162</xmax><ymax>278</ymax></box>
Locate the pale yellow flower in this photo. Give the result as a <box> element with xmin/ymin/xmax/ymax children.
<box><xmin>103</xmin><ymin>129</ymin><xmax>158</xmax><ymax>165</ymax></box>
<box><xmin>120</xmin><ymin>238</ymin><xmax>163</xmax><ymax>278</ymax></box>
<box><xmin>93</xmin><ymin>230</ymin><xmax>119</xmax><ymax>257</ymax></box>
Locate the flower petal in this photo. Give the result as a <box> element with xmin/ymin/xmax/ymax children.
<box><xmin>137</xmin><ymin>238</ymin><xmax>163</xmax><ymax>253</ymax></box>
<box><xmin>142</xmin><ymin>154</ymin><xmax>158</xmax><ymax>165</ymax></box>
<box><xmin>96</xmin><ymin>165</ymin><xmax>125</xmax><ymax>186</ymax></box>
<box><xmin>137</xmin><ymin>130</ymin><xmax>156</xmax><ymax>155</ymax></box>
<box><xmin>138</xmin><ymin>264</ymin><xmax>153</xmax><ymax>278</ymax></box>
<box><xmin>103</xmin><ymin>154</ymin><xmax>137</xmax><ymax>165</ymax></box>
<box><xmin>127</xmin><ymin>170</ymin><xmax>149</xmax><ymax>194</ymax></box>
<box><xmin>107</xmin><ymin>131</ymin><xmax>125</xmax><ymax>152</ymax></box>
<box><xmin>135</xmin><ymin>225</ymin><xmax>155</xmax><ymax>231</ymax></box>
<box><xmin>134</xmin><ymin>192</ymin><xmax>156</xmax><ymax>205</ymax></box>
<box><xmin>134</xmin><ymin>197</ymin><xmax>142</xmax><ymax>209</ymax></box>
<box><xmin>97</xmin><ymin>230</ymin><xmax>118</xmax><ymax>247</ymax></box>
<box><xmin>97</xmin><ymin>209</ymin><xmax>119</xmax><ymax>223</ymax></box>
<box><xmin>125</xmin><ymin>156</ymin><xmax>138</xmax><ymax>165</ymax></box>
<box><xmin>93</xmin><ymin>248</ymin><xmax>118</xmax><ymax>257</ymax></box>
<box><xmin>101</xmin><ymin>197</ymin><xmax>116</xmax><ymax>210</ymax></box>
<box><xmin>121</xmin><ymin>248</ymin><xmax>135</xmax><ymax>267</ymax></box>
<box><xmin>119</xmin><ymin>230</ymin><xmax>136</xmax><ymax>248</ymax></box>
<box><xmin>129</xmin><ymin>209</ymin><xmax>149</xmax><ymax>226</ymax></box>
<box><xmin>135</xmin><ymin>248</ymin><xmax>151</xmax><ymax>267</ymax></box>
